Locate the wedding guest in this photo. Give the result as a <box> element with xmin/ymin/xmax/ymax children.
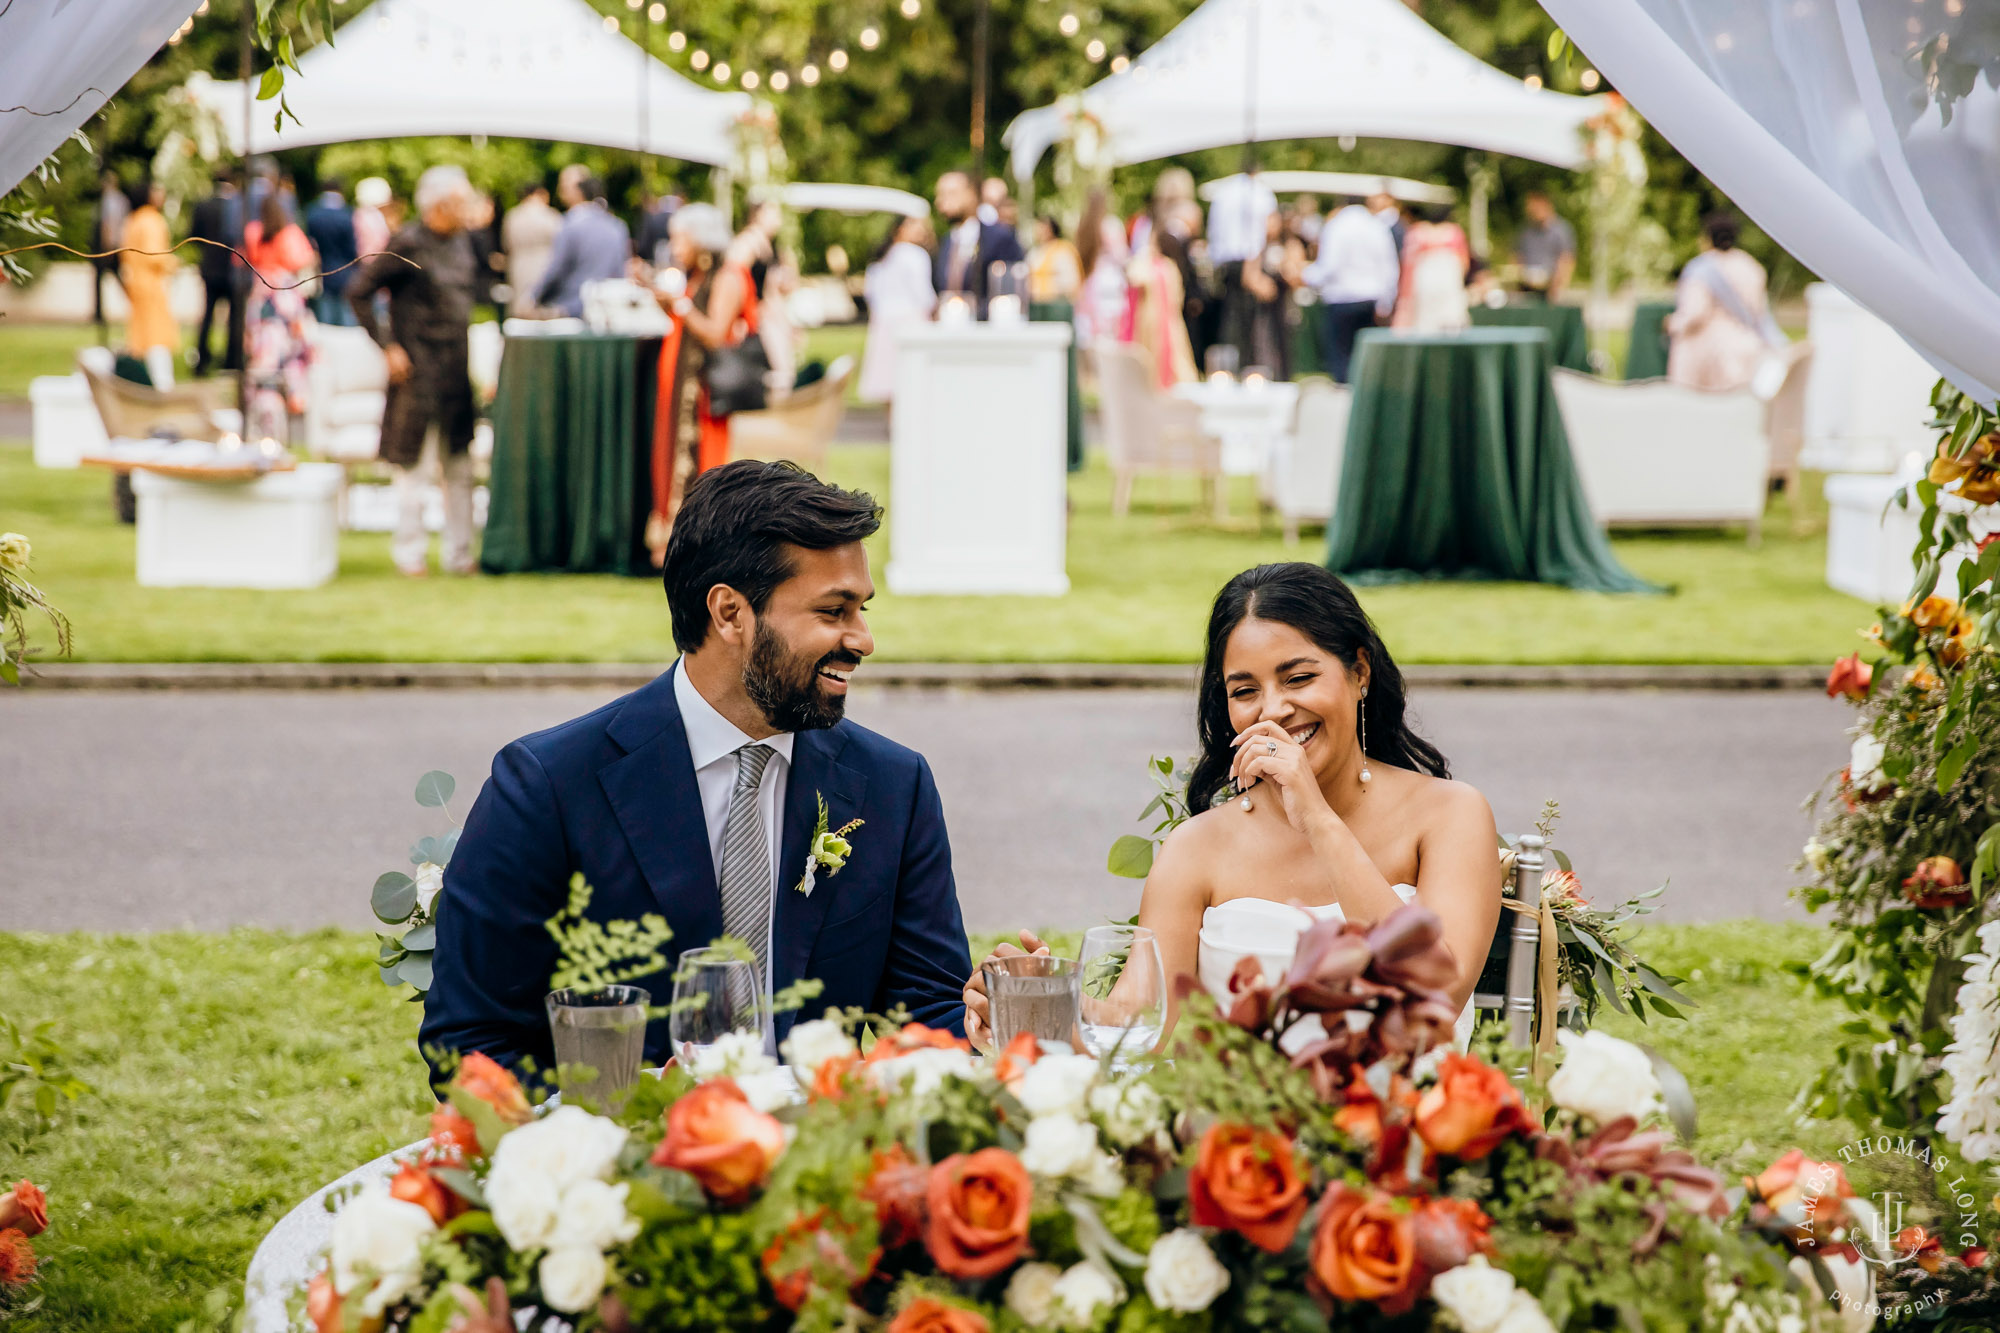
<box><xmin>187</xmin><ymin>178</ymin><xmax>244</xmax><ymax>375</ymax></box>
<box><xmin>1514</xmin><ymin>190</ymin><xmax>1575</xmax><ymax>301</ymax></box>
<box><xmin>1368</xmin><ymin>187</ymin><xmax>1407</xmax><ymax>258</ymax></box>
<box><xmin>1667</xmin><ymin>212</ymin><xmax>1781</xmax><ymax>392</ymax></box>
<box><xmin>353</xmin><ymin>176</ymin><xmax>392</xmax><ymax>259</ymax></box>
<box><xmin>1302</xmin><ymin>195</ymin><xmax>1400</xmax><ymax>381</ymax></box>
<box><xmin>635</xmin><ymin>190</ymin><xmax>681</xmax><ymax>270</ymax></box>
<box><xmin>499</xmin><ymin>183</ymin><xmax>562</xmax><ymax>317</ymax></box>
<box><xmin>859</xmin><ymin>214</ymin><xmax>937</xmax><ymax>405</ymax></box>
<box><xmin>1392</xmin><ymin>203</ymin><xmax>1471</xmax><ymax>333</ymax></box>
<box><xmin>1207</xmin><ymin>168</ymin><xmax>1278</xmax><ymax>368</ymax></box>
<box><xmin>303</xmin><ymin>177</ymin><xmax>359</xmax><ymax>327</ymax></box>
<box><xmin>347</xmin><ymin>165</ymin><xmax>479</xmax><ymax>578</ymax></box>
<box><xmin>1025</xmin><ymin>214</ymin><xmax>1081</xmax><ymax>304</ymax></box>
<box><xmin>1172</xmin><ymin>199</ymin><xmax>1217</xmax><ymax>370</ymax></box>
<box><xmin>931</xmin><ymin>169</ymin><xmax>1023</xmax><ymax>315</ymax></box>
<box><xmin>729</xmin><ymin>198</ymin><xmax>783</xmax><ymax>299</ymax></box>
<box><xmin>1074</xmin><ymin>188</ymin><xmax>1128</xmax><ymax>346</ymax></box>
<box><xmin>1290</xmin><ymin>193</ymin><xmax>1325</xmax><ymax>247</ymax></box>
<box><xmin>1235</xmin><ymin>209</ymin><xmax>1297</xmax><ymax>378</ymax></box>
<box><xmin>533</xmin><ymin>166</ymin><xmax>631</xmax><ymax>317</ymax></box>
<box><xmin>242</xmin><ymin>192</ymin><xmax>318</xmax><ymax>438</ymax></box>
<box><xmin>91</xmin><ymin>169</ymin><xmax>130</xmax><ymax>334</ymax></box>
<box><xmin>1125</xmin><ymin>233</ymin><xmax>1196</xmax><ymax>388</ymax></box>
<box><xmin>119</xmin><ymin>178</ymin><xmax>179</xmax><ymax>384</ymax></box>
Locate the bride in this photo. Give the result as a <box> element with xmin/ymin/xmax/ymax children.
<box><xmin>966</xmin><ymin>562</ymin><xmax>1502</xmax><ymax>1048</ymax></box>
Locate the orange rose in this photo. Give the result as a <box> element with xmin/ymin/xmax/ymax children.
<box><xmin>924</xmin><ymin>1148</ymin><xmax>1033</xmax><ymax>1278</ymax></box>
<box><xmin>306</xmin><ymin>1271</ymin><xmax>342</xmax><ymax>1333</ymax></box>
<box><xmin>454</xmin><ymin>1051</ymin><xmax>532</xmax><ymax>1126</ymax></box>
<box><xmin>1412</xmin><ymin>1196</ymin><xmax>1494</xmax><ymax>1274</ymax></box>
<box><xmin>427</xmin><ymin>1107</ymin><xmax>481</xmax><ymax>1162</ymax></box>
<box><xmin>1309</xmin><ymin>1182</ymin><xmax>1420</xmax><ymax>1313</ymax></box>
<box><xmin>864</xmin><ymin>1144</ymin><xmax>930</xmax><ymax>1250</ymax></box>
<box><xmin>1748</xmin><ymin>1149</ymin><xmax>1854</xmax><ymax>1246</ymax></box>
<box><xmin>0</xmin><ymin>1230</ymin><xmax>35</xmax><ymax>1287</ymax></box>
<box><xmin>651</xmin><ymin>1079</ymin><xmax>787</xmax><ymax>1204</ymax></box>
<box><xmin>1941</xmin><ymin>618</ymin><xmax>1979</xmax><ymax>668</ymax></box>
<box><xmin>886</xmin><ymin>1297</ymin><xmax>991</xmax><ymax>1333</ymax></box>
<box><xmin>0</xmin><ymin>1181</ymin><xmax>46</xmax><ymax>1238</ymax></box>
<box><xmin>1931</xmin><ymin>433</ymin><xmax>2000</xmax><ymax>506</ymax></box>
<box><xmin>1904</xmin><ymin>856</ymin><xmax>1971</xmax><ymax>910</ymax></box>
<box><xmin>1905</xmin><ymin>595</ymin><xmax>1964</xmax><ymax>632</ymax></box>
<box><xmin>866</xmin><ymin>1023</ymin><xmax>971</xmax><ymax>1062</ymax></box>
<box><xmin>811</xmin><ymin>1051</ymin><xmax>862</xmax><ymax>1101</ymax></box>
<box><xmin>993</xmin><ymin>1031</ymin><xmax>1042</xmax><ymax>1086</ymax></box>
<box><xmin>1189</xmin><ymin>1123</ymin><xmax>1309</xmax><ymax>1253</ymax></box>
<box><xmin>1896</xmin><ymin>1225</ymin><xmax>1947</xmax><ymax>1274</ymax></box>
<box><xmin>388</xmin><ymin>1162</ymin><xmax>459</xmax><ymax>1226</ymax></box>
<box><xmin>762</xmin><ymin>1209</ymin><xmax>879</xmax><ymax>1312</ymax></box>
<box><xmin>1909</xmin><ymin>665</ymin><xmax>1944</xmax><ymax>694</ymax></box>
<box><xmin>1825</xmin><ymin>654</ymin><xmax>1873</xmax><ymax>701</ymax></box>
<box><xmin>1414</xmin><ymin>1054</ymin><xmax>1533</xmax><ymax>1161</ymax></box>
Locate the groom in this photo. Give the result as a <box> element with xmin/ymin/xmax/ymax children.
<box><xmin>421</xmin><ymin>462</ymin><xmax>972</xmax><ymax>1082</ymax></box>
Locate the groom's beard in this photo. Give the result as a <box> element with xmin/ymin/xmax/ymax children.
<box><xmin>743</xmin><ymin>622</ymin><xmax>857</xmax><ymax>733</ymax></box>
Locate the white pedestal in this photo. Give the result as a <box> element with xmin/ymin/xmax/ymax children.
<box><xmin>29</xmin><ymin>374</ymin><xmax>107</xmax><ymax>468</ymax></box>
<box><xmin>1801</xmin><ymin>283</ymin><xmax>1940</xmax><ymax>475</ymax></box>
<box><xmin>1172</xmin><ymin>380</ymin><xmax>1301</xmax><ymax>476</ymax></box>
<box><xmin>887</xmin><ymin>323</ymin><xmax>1072</xmax><ymax>596</ymax></box>
<box><xmin>134</xmin><ymin>463</ymin><xmax>345</xmax><ymax>589</ymax></box>
<box><xmin>1823</xmin><ymin>469</ymin><xmax>1987</xmax><ymax>605</ymax></box>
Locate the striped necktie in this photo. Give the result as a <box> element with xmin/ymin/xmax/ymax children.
<box><xmin>716</xmin><ymin>743</ymin><xmax>775</xmax><ymax>986</ymax></box>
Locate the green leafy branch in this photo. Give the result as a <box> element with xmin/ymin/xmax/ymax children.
<box><xmin>1106</xmin><ymin>755</ymin><xmax>1194</xmax><ymax>879</ymax></box>
<box><xmin>1</xmin><ymin>537</ymin><xmax>75</xmax><ymax>686</ymax></box>
<box><xmin>547</xmin><ymin>874</ymin><xmax>676</xmax><ymax>994</ymax></box>
<box><xmin>0</xmin><ymin>1011</ymin><xmax>94</xmax><ymax>1128</ymax></box>
<box><xmin>370</xmin><ymin>770</ymin><xmax>461</xmax><ymax>995</ymax></box>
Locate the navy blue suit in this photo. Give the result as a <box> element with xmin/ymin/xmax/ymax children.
<box><xmin>421</xmin><ymin>665</ymin><xmax>972</xmax><ymax>1084</ymax></box>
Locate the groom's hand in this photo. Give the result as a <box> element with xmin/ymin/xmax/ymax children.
<box><xmin>963</xmin><ymin>930</ymin><xmax>1049</xmax><ymax>1051</ymax></box>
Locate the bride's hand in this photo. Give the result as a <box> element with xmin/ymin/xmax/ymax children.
<box><xmin>963</xmin><ymin>930</ymin><xmax>1049</xmax><ymax>1051</ymax></box>
<box><xmin>1230</xmin><ymin>720</ymin><xmax>1337</xmax><ymax>835</ymax></box>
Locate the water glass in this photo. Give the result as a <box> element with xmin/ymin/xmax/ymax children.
<box><xmin>546</xmin><ymin>984</ymin><xmax>650</xmax><ymax>1112</ymax></box>
<box><xmin>669</xmin><ymin>948</ymin><xmax>767</xmax><ymax>1066</ymax></box>
<box><xmin>1077</xmin><ymin>926</ymin><xmax>1166</xmax><ymax>1064</ymax></box>
<box><xmin>981</xmin><ymin>954</ymin><xmax>1081</xmax><ymax>1050</ymax></box>
<box><xmin>1205</xmin><ymin>344</ymin><xmax>1240</xmax><ymax>381</ymax></box>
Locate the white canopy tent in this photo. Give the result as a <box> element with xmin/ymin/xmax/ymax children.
<box><xmin>774</xmin><ymin>182</ymin><xmax>929</xmax><ymax>217</ymax></box>
<box><xmin>1004</xmin><ymin>0</ymin><xmax>1605</xmax><ymax>183</ymax></box>
<box><xmin>190</xmin><ymin>0</ymin><xmax>749</xmax><ymax>166</ymax></box>
<box><xmin>0</xmin><ymin>0</ymin><xmax>200</xmax><ymax>197</ymax></box>
<box><xmin>1199</xmin><ymin>171</ymin><xmax>1456</xmax><ymax>205</ymax></box>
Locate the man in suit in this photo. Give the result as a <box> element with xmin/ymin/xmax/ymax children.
<box><xmin>422</xmin><ymin>461</ymin><xmax>972</xmax><ymax>1083</ymax></box>
<box><xmin>187</xmin><ymin>179</ymin><xmax>244</xmax><ymax>375</ymax></box>
<box><xmin>303</xmin><ymin>178</ymin><xmax>358</xmax><ymax>327</ymax></box>
<box><xmin>532</xmin><ymin>166</ymin><xmax>632</xmax><ymax>318</ymax></box>
<box><xmin>932</xmin><ymin>169</ymin><xmax>1023</xmax><ymax>316</ymax></box>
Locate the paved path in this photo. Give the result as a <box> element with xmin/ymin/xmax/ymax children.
<box><xmin>0</xmin><ymin>686</ymin><xmax>1850</xmax><ymax>934</ymax></box>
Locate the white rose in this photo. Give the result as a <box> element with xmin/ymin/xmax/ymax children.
<box><xmin>549</xmin><ymin>1178</ymin><xmax>640</xmax><ymax>1252</ymax></box>
<box><xmin>1015</xmin><ymin>1052</ymin><xmax>1099</xmax><ymax>1118</ymax></box>
<box><xmin>413</xmin><ymin>862</ymin><xmax>445</xmax><ymax>915</ymax></box>
<box><xmin>329</xmin><ymin>1184</ymin><xmax>437</xmax><ymax>1316</ymax></box>
<box><xmin>486</xmin><ymin>1160</ymin><xmax>564</xmax><ymax>1251</ymax></box>
<box><xmin>538</xmin><ymin>1244</ymin><xmax>610</xmax><ymax>1314</ymax></box>
<box><xmin>1088</xmin><ymin>1079</ymin><xmax>1164</xmax><ymax>1148</ymax></box>
<box><xmin>691</xmin><ymin>1030</ymin><xmax>777</xmax><ymax>1082</ymax></box>
<box><xmin>781</xmin><ymin>1017</ymin><xmax>857</xmax><ymax>1078</ymax></box>
<box><xmin>867</xmin><ymin>1046</ymin><xmax>977</xmax><ymax>1098</ymax></box>
<box><xmin>1849</xmin><ymin>734</ymin><xmax>1888</xmax><ymax>792</ymax></box>
<box><xmin>736</xmin><ymin>1067</ymin><xmax>799</xmax><ymax>1114</ymax></box>
<box><xmin>1019</xmin><ymin>1113</ymin><xmax>1102</xmax><ymax>1179</ymax></box>
<box><xmin>488</xmin><ymin>1105</ymin><xmax>629</xmax><ymax>1194</ymax></box>
<box><xmin>1005</xmin><ymin>1261</ymin><xmax>1065</xmax><ymax>1326</ymax></box>
<box><xmin>0</xmin><ymin>533</ymin><xmax>30</xmax><ymax>576</ymax></box>
<box><xmin>1803</xmin><ymin>840</ymin><xmax>1832</xmax><ymax>875</ymax></box>
<box><xmin>1078</xmin><ymin>1149</ymin><xmax>1125</xmax><ymax>1198</ymax></box>
<box><xmin>1050</xmin><ymin>1261</ymin><xmax>1124</xmax><ymax>1329</ymax></box>
<box><xmin>1789</xmin><ymin>1254</ymin><xmax>1873</xmax><ymax>1333</ymax></box>
<box><xmin>1491</xmin><ymin>1288</ymin><xmax>1558</xmax><ymax>1333</ymax></box>
<box><xmin>1429</xmin><ymin>1255</ymin><xmax>1518</xmax><ymax>1333</ymax></box>
<box><xmin>1142</xmin><ymin>1229</ymin><xmax>1230</xmax><ymax>1313</ymax></box>
<box><xmin>1546</xmin><ymin>1030</ymin><xmax>1662</xmax><ymax>1128</ymax></box>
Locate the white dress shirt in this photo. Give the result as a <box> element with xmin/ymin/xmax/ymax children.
<box><xmin>1303</xmin><ymin>204</ymin><xmax>1403</xmax><ymax>315</ymax></box>
<box><xmin>1205</xmin><ymin>174</ymin><xmax>1278</xmax><ymax>265</ymax></box>
<box><xmin>673</xmin><ymin>661</ymin><xmax>795</xmax><ymax>947</ymax></box>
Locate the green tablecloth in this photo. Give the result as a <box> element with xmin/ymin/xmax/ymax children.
<box><xmin>1028</xmin><ymin>300</ymin><xmax>1085</xmax><ymax>472</ymax></box>
<box><xmin>1325</xmin><ymin>328</ymin><xmax>1662</xmax><ymax>593</ymax></box>
<box><xmin>1625</xmin><ymin>299</ymin><xmax>1675</xmax><ymax>380</ymax></box>
<box><xmin>1469</xmin><ymin>301</ymin><xmax>1592</xmax><ymax>373</ymax></box>
<box><xmin>481</xmin><ymin>333</ymin><xmax>661</xmax><ymax>576</ymax></box>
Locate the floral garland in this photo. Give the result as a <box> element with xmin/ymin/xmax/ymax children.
<box><xmin>1938</xmin><ymin>919</ymin><xmax>2000</xmax><ymax>1165</ymax></box>
<box><xmin>0</xmin><ymin>533</ymin><xmax>70</xmax><ymax>686</ymax></box>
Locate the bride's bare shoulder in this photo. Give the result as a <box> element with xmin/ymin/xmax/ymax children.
<box><xmin>1148</xmin><ymin>803</ymin><xmax>1248</xmax><ymax>878</ymax></box>
<box><xmin>1402</xmin><ymin>771</ymin><xmax>1498</xmax><ymax>835</ymax></box>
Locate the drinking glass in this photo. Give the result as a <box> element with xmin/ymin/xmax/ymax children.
<box><xmin>669</xmin><ymin>948</ymin><xmax>767</xmax><ymax>1067</ymax></box>
<box><xmin>1077</xmin><ymin>926</ymin><xmax>1166</xmax><ymax>1065</ymax></box>
<box><xmin>1204</xmin><ymin>344</ymin><xmax>1240</xmax><ymax>381</ymax></box>
<box><xmin>546</xmin><ymin>984</ymin><xmax>649</xmax><ymax>1112</ymax></box>
<box><xmin>981</xmin><ymin>954</ymin><xmax>1081</xmax><ymax>1051</ymax></box>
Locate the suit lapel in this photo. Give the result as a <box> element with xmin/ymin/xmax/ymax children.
<box><xmin>597</xmin><ymin>667</ymin><xmax>726</xmax><ymax>950</ymax></box>
<box><xmin>772</xmin><ymin>726</ymin><xmax>868</xmax><ymax>993</ymax></box>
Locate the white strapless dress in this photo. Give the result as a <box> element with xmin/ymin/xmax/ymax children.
<box><xmin>1198</xmin><ymin>888</ymin><xmax>1476</xmax><ymax>1052</ymax></box>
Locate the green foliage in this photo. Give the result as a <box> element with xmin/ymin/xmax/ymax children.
<box><xmin>0</xmin><ymin>1010</ymin><xmax>93</xmax><ymax>1128</ymax></box>
<box><xmin>1107</xmin><ymin>756</ymin><xmax>1194</xmax><ymax>879</ymax></box>
<box><xmin>545</xmin><ymin>873</ymin><xmax>676</xmax><ymax>994</ymax></box>
<box><xmin>0</xmin><ymin>535</ymin><xmax>74</xmax><ymax>686</ymax></box>
<box><xmin>370</xmin><ymin>771</ymin><xmax>461</xmax><ymax>995</ymax></box>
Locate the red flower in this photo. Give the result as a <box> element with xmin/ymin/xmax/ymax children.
<box><xmin>1413</xmin><ymin>1054</ymin><xmax>1533</xmax><ymax>1161</ymax></box>
<box><xmin>1309</xmin><ymin>1182</ymin><xmax>1420</xmax><ymax>1313</ymax></box>
<box><xmin>886</xmin><ymin>1298</ymin><xmax>991</xmax><ymax>1333</ymax></box>
<box><xmin>1189</xmin><ymin>1123</ymin><xmax>1309</xmax><ymax>1253</ymax></box>
<box><xmin>810</xmin><ymin>1051</ymin><xmax>862</xmax><ymax>1102</ymax></box>
<box><xmin>1412</xmin><ymin>1196</ymin><xmax>1494</xmax><ymax>1275</ymax></box>
<box><xmin>0</xmin><ymin>1181</ymin><xmax>46</xmax><ymax>1238</ymax></box>
<box><xmin>762</xmin><ymin>1209</ymin><xmax>879</xmax><ymax>1312</ymax></box>
<box><xmin>1905</xmin><ymin>857</ymin><xmax>1971</xmax><ymax>910</ymax></box>
<box><xmin>388</xmin><ymin>1161</ymin><xmax>460</xmax><ymax>1226</ymax></box>
<box><xmin>1825</xmin><ymin>654</ymin><xmax>1874</xmax><ymax>701</ymax></box>
<box><xmin>305</xmin><ymin>1271</ymin><xmax>342</xmax><ymax>1333</ymax></box>
<box><xmin>0</xmin><ymin>1230</ymin><xmax>36</xmax><ymax>1288</ymax></box>
<box><xmin>865</xmin><ymin>1023</ymin><xmax>970</xmax><ymax>1062</ymax></box>
<box><xmin>427</xmin><ymin>1108</ymin><xmax>481</xmax><ymax>1163</ymax></box>
<box><xmin>863</xmin><ymin>1144</ymin><xmax>930</xmax><ymax>1251</ymax></box>
<box><xmin>924</xmin><ymin>1149</ymin><xmax>1033</xmax><ymax>1278</ymax></box>
<box><xmin>652</xmin><ymin>1079</ymin><xmax>787</xmax><ymax>1204</ymax></box>
<box><xmin>993</xmin><ymin>1031</ymin><xmax>1042</xmax><ymax>1085</ymax></box>
<box><xmin>453</xmin><ymin>1051</ymin><xmax>532</xmax><ymax>1126</ymax></box>
<box><xmin>1896</xmin><ymin>1225</ymin><xmax>1947</xmax><ymax>1273</ymax></box>
<box><xmin>1962</xmin><ymin>1245</ymin><xmax>1990</xmax><ymax>1268</ymax></box>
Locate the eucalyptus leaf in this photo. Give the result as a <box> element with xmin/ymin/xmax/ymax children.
<box><xmin>414</xmin><ymin>771</ymin><xmax>456</xmax><ymax>808</ymax></box>
<box><xmin>400</xmin><ymin>922</ymin><xmax>437</xmax><ymax>952</ymax></box>
<box><xmin>371</xmin><ymin>872</ymin><xmax>418</xmax><ymax>924</ymax></box>
<box><xmin>1639</xmin><ymin>1043</ymin><xmax>1699</xmax><ymax>1142</ymax></box>
<box><xmin>1106</xmin><ymin>834</ymin><xmax>1154</xmax><ymax>879</ymax></box>
<box><xmin>397</xmin><ymin>951</ymin><xmax>435</xmax><ymax>991</ymax></box>
<box><xmin>1937</xmin><ymin>735</ymin><xmax>1978</xmax><ymax>794</ymax></box>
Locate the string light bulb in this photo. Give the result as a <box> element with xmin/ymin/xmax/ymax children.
<box><xmin>691</xmin><ymin>48</ymin><xmax>709</xmax><ymax>68</ymax></box>
<box><xmin>801</xmin><ymin>62</ymin><xmax>821</xmax><ymax>84</ymax></box>
<box><xmin>196</xmin><ymin>0</ymin><xmax>209</xmax><ymax>12</ymax></box>
<box><xmin>1085</xmin><ymin>38</ymin><xmax>1105</xmax><ymax>60</ymax></box>
<box><xmin>770</xmin><ymin>70</ymin><xmax>790</xmax><ymax>90</ymax></box>
<box><xmin>1058</xmin><ymin>12</ymin><xmax>1079</xmax><ymax>34</ymax></box>
<box><xmin>742</xmin><ymin>70</ymin><xmax>759</xmax><ymax>88</ymax></box>
<box><xmin>713</xmin><ymin>60</ymin><xmax>731</xmax><ymax>81</ymax></box>
<box><xmin>668</xmin><ymin>30</ymin><xmax>686</xmax><ymax>49</ymax></box>
<box><xmin>1579</xmin><ymin>68</ymin><xmax>1601</xmax><ymax>90</ymax></box>
<box><xmin>648</xmin><ymin>2</ymin><xmax>665</xmax><ymax>19</ymax></box>
<box><xmin>601</xmin><ymin>14</ymin><xmax>618</xmax><ymax>31</ymax></box>
<box><xmin>626</xmin><ymin>0</ymin><xmax>641</xmax><ymax>10</ymax></box>
<box><xmin>900</xmin><ymin>0</ymin><xmax>921</xmax><ymax>15</ymax></box>
<box><xmin>1523</xmin><ymin>73</ymin><xmax>1543</xmax><ymax>88</ymax></box>
<box><xmin>859</xmin><ymin>25</ymin><xmax>880</xmax><ymax>49</ymax></box>
<box><xmin>829</xmin><ymin>48</ymin><xmax>848</xmax><ymax>70</ymax></box>
<box><xmin>1110</xmin><ymin>53</ymin><xmax>1129</xmax><ymax>72</ymax></box>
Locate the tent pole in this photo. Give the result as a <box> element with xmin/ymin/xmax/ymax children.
<box><xmin>238</xmin><ymin>0</ymin><xmax>253</xmax><ymax>421</ymax></box>
<box><xmin>1241</xmin><ymin>0</ymin><xmax>1258</xmax><ymax>173</ymax></box>
<box><xmin>971</xmin><ymin>0</ymin><xmax>990</xmax><ymax>177</ymax></box>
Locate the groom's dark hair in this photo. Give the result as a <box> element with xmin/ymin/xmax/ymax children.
<box><xmin>664</xmin><ymin>460</ymin><xmax>883</xmax><ymax>652</ymax></box>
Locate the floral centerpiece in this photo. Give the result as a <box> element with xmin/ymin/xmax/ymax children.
<box><xmin>296</xmin><ymin>903</ymin><xmax>1860</xmax><ymax>1333</ymax></box>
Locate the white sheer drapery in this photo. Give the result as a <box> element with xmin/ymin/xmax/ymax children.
<box><xmin>1540</xmin><ymin>0</ymin><xmax>2000</xmax><ymax>400</ymax></box>
<box><xmin>0</xmin><ymin>0</ymin><xmax>201</xmax><ymax>198</ymax></box>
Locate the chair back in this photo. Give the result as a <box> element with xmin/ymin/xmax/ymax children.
<box><xmin>1094</xmin><ymin>340</ymin><xmax>1166</xmax><ymax>472</ymax></box>
<box><xmin>1500</xmin><ymin>833</ymin><xmax>1547</xmax><ymax>1057</ymax></box>
<box><xmin>1264</xmin><ymin>377</ymin><xmax>1349</xmax><ymax>523</ymax></box>
<box><xmin>728</xmin><ymin>355</ymin><xmax>855</xmax><ymax>474</ymax></box>
<box><xmin>1763</xmin><ymin>341</ymin><xmax>1813</xmax><ymax>483</ymax></box>
<box><xmin>75</xmin><ymin>349</ymin><xmax>221</xmax><ymax>442</ymax></box>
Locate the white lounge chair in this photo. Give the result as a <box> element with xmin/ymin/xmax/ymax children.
<box><xmin>1258</xmin><ymin>376</ymin><xmax>1350</xmax><ymax>545</ymax></box>
<box><xmin>1094</xmin><ymin>340</ymin><xmax>1223</xmax><ymax>520</ymax></box>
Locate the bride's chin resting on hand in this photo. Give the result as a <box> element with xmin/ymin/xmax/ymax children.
<box><xmin>1135</xmin><ymin>563</ymin><xmax>1503</xmax><ymax>1040</ymax></box>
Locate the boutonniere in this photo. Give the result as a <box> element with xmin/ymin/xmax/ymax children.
<box><xmin>796</xmin><ymin>793</ymin><xmax>865</xmax><ymax>898</ymax></box>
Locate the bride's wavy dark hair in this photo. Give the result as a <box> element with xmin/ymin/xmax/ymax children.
<box><xmin>1186</xmin><ymin>563</ymin><xmax>1450</xmax><ymax>812</ymax></box>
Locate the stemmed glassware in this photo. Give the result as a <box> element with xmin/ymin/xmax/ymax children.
<box><xmin>1077</xmin><ymin>925</ymin><xmax>1166</xmax><ymax>1066</ymax></box>
<box><xmin>669</xmin><ymin>947</ymin><xmax>767</xmax><ymax>1067</ymax></box>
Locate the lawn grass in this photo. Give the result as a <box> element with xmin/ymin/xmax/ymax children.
<box><xmin>0</xmin><ymin>324</ymin><xmax>126</xmax><ymax>399</ymax></box>
<box><xmin>0</xmin><ymin>439</ymin><xmax>1871</xmax><ymax>665</ymax></box>
<box><xmin>0</xmin><ymin>920</ymin><xmax>1885</xmax><ymax>1332</ymax></box>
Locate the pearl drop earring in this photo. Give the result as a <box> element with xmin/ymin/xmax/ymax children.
<box><xmin>1359</xmin><ymin>688</ymin><xmax>1373</xmax><ymax>785</ymax></box>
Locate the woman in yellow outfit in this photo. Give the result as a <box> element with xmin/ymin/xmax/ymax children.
<box><xmin>118</xmin><ymin>178</ymin><xmax>179</xmax><ymax>361</ymax></box>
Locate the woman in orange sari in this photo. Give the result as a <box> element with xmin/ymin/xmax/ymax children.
<box><xmin>119</xmin><ymin>178</ymin><xmax>179</xmax><ymax>365</ymax></box>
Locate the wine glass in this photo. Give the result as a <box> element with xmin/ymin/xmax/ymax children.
<box><xmin>1077</xmin><ymin>926</ymin><xmax>1166</xmax><ymax>1066</ymax></box>
<box><xmin>669</xmin><ymin>947</ymin><xmax>766</xmax><ymax>1068</ymax></box>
